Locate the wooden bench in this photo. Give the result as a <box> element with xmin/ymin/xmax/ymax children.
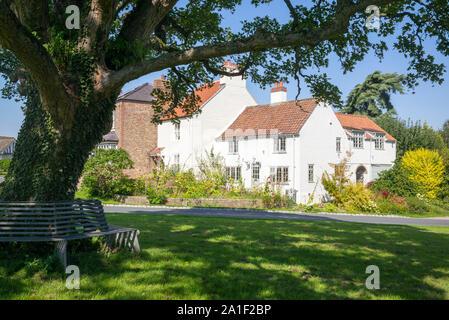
<box><xmin>0</xmin><ymin>199</ymin><xmax>140</xmax><ymax>267</ymax></box>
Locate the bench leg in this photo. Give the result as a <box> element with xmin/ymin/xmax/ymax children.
<box><xmin>55</xmin><ymin>240</ymin><xmax>68</xmax><ymax>269</ymax></box>
<box><xmin>132</xmin><ymin>231</ymin><xmax>140</xmax><ymax>253</ymax></box>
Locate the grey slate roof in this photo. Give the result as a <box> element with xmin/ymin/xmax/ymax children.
<box><xmin>0</xmin><ymin>136</ymin><xmax>15</xmax><ymax>153</ymax></box>
<box><xmin>117</xmin><ymin>83</ymin><xmax>154</xmax><ymax>103</ymax></box>
<box><xmin>102</xmin><ymin>131</ymin><xmax>119</xmax><ymax>143</ymax></box>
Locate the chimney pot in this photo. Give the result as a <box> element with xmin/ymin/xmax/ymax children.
<box><xmin>270</xmin><ymin>81</ymin><xmax>287</xmax><ymax>104</ymax></box>
<box><xmin>161</xmin><ymin>75</ymin><xmax>165</xmax><ymax>80</ymax></box>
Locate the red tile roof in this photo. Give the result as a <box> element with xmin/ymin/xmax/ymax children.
<box><xmin>150</xmin><ymin>147</ymin><xmax>164</xmax><ymax>155</ymax></box>
<box><xmin>335</xmin><ymin>113</ymin><xmax>396</xmax><ymax>141</ymax></box>
<box><xmin>162</xmin><ymin>81</ymin><xmax>224</xmax><ymax>120</ymax></box>
<box><xmin>222</xmin><ymin>98</ymin><xmax>317</xmax><ymax>138</ymax></box>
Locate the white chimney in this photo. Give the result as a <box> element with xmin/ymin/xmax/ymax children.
<box><xmin>220</xmin><ymin>60</ymin><xmax>246</xmax><ymax>88</ymax></box>
<box><xmin>270</xmin><ymin>81</ymin><xmax>287</xmax><ymax>104</ymax></box>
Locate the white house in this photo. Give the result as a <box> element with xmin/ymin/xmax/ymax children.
<box><xmin>215</xmin><ymin>83</ymin><xmax>396</xmax><ymax>203</ymax></box>
<box><xmin>158</xmin><ymin>62</ymin><xmax>258</xmax><ymax>170</ymax></box>
<box><xmin>156</xmin><ymin>70</ymin><xmax>396</xmax><ymax>204</ymax></box>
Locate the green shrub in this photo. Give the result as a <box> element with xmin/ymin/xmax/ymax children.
<box><xmin>146</xmin><ymin>188</ymin><xmax>167</xmax><ymax>204</ymax></box>
<box><xmin>406</xmin><ymin>196</ymin><xmax>430</xmax><ymax>214</ymax></box>
<box><xmin>133</xmin><ymin>178</ymin><xmax>146</xmax><ymax>196</ymax></box>
<box><xmin>341</xmin><ymin>183</ymin><xmax>377</xmax><ymax>212</ymax></box>
<box><xmin>375</xmin><ymin>198</ymin><xmax>408</xmax><ymax>215</ymax></box>
<box><xmin>0</xmin><ymin>159</ymin><xmax>11</xmax><ymax>174</ymax></box>
<box><xmin>371</xmin><ymin>163</ymin><xmax>421</xmax><ymax>197</ymax></box>
<box><xmin>113</xmin><ymin>176</ymin><xmax>136</xmax><ymax>196</ymax></box>
<box><xmin>81</xmin><ymin>149</ymin><xmax>134</xmax><ymax>198</ymax></box>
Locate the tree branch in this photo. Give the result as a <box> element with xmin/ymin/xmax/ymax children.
<box><xmin>79</xmin><ymin>0</ymin><xmax>120</xmax><ymax>53</ymax></box>
<box><xmin>101</xmin><ymin>0</ymin><xmax>398</xmax><ymax>94</ymax></box>
<box><xmin>0</xmin><ymin>0</ymin><xmax>72</xmax><ymax>130</ymax></box>
<box><xmin>11</xmin><ymin>0</ymin><xmax>50</xmax><ymax>43</ymax></box>
<box><xmin>119</xmin><ymin>0</ymin><xmax>179</xmax><ymax>46</ymax></box>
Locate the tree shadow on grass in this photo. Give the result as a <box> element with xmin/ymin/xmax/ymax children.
<box><xmin>2</xmin><ymin>213</ymin><xmax>449</xmax><ymax>299</ymax></box>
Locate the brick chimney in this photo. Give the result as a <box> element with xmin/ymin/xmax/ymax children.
<box><xmin>220</xmin><ymin>60</ymin><xmax>246</xmax><ymax>88</ymax></box>
<box><xmin>270</xmin><ymin>81</ymin><xmax>287</xmax><ymax>104</ymax></box>
<box><xmin>153</xmin><ymin>75</ymin><xmax>167</xmax><ymax>90</ymax></box>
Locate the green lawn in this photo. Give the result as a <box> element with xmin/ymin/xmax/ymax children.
<box><xmin>2</xmin><ymin>213</ymin><xmax>449</xmax><ymax>299</ymax></box>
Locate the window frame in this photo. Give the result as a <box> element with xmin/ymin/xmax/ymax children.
<box><xmin>374</xmin><ymin>133</ymin><xmax>385</xmax><ymax>150</ymax></box>
<box><xmin>174</xmin><ymin>123</ymin><xmax>180</xmax><ymax>140</ymax></box>
<box><xmin>270</xmin><ymin>166</ymin><xmax>289</xmax><ymax>184</ymax></box>
<box><xmin>274</xmin><ymin>135</ymin><xmax>287</xmax><ymax>153</ymax></box>
<box><xmin>226</xmin><ymin>166</ymin><xmax>241</xmax><ymax>181</ymax></box>
<box><xmin>308</xmin><ymin>164</ymin><xmax>314</xmax><ymax>183</ymax></box>
<box><xmin>252</xmin><ymin>163</ymin><xmax>261</xmax><ymax>182</ymax></box>
<box><xmin>352</xmin><ymin>131</ymin><xmax>364</xmax><ymax>149</ymax></box>
<box><xmin>336</xmin><ymin>137</ymin><xmax>341</xmax><ymax>152</ymax></box>
<box><xmin>228</xmin><ymin>137</ymin><xmax>239</xmax><ymax>154</ymax></box>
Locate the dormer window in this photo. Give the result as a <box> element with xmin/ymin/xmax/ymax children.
<box><xmin>274</xmin><ymin>136</ymin><xmax>286</xmax><ymax>153</ymax></box>
<box><xmin>374</xmin><ymin>133</ymin><xmax>385</xmax><ymax>150</ymax></box>
<box><xmin>352</xmin><ymin>131</ymin><xmax>364</xmax><ymax>149</ymax></box>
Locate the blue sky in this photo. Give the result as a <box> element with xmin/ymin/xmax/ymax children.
<box><xmin>1</xmin><ymin>0</ymin><xmax>448</xmax><ymax>138</ymax></box>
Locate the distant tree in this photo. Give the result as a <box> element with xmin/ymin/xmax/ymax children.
<box><xmin>341</xmin><ymin>71</ymin><xmax>405</xmax><ymax>117</ymax></box>
<box><xmin>440</xmin><ymin>120</ymin><xmax>449</xmax><ymax>148</ymax></box>
<box><xmin>375</xmin><ymin>114</ymin><xmax>446</xmax><ymax>159</ymax></box>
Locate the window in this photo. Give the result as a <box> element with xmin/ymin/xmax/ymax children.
<box><xmin>336</xmin><ymin>137</ymin><xmax>341</xmax><ymax>152</ymax></box>
<box><xmin>174</xmin><ymin>123</ymin><xmax>180</xmax><ymax>140</ymax></box>
<box><xmin>228</xmin><ymin>137</ymin><xmax>238</xmax><ymax>154</ymax></box>
<box><xmin>274</xmin><ymin>136</ymin><xmax>287</xmax><ymax>153</ymax></box>
<box><xmin>226</xmin><ymin>166</ymin><xmax>241</xmax><ymax>180</ymax></box>
<box><xmin>252</xmin><ymin>163</ymin><xmax>260</xmax><ymax>182</ymax></box>
<box><xmin>270</xmin><ymin>167</ymin><xmax>289</xmax><ymax>184</ymax></box>
<box><xmin>308</xmin><ymin>164</ymin><xmax>314</xmax><ymax>183</ymax></box>
<box><xmin>352</xmin><ymin>132</ymin><xmax>364</xmax><ymax>149</ymax></box>
<box><xmin>173</xmin><ymin>154</ymin><xmax>180</xmax><ymax>172</ymax></box>
<box><xmin>374</xmin><ymin>133</ymin><xmax>385</xmax><ymax>150</ymax></box>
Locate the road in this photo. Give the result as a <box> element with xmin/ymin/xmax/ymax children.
<box><xmin>104</xmin><ymin>205</ymin><xmax>449</xmax><ymax>227</ymax></box>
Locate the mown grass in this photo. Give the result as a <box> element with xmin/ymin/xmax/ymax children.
<box><xmin>1</xmin><ymin>213</ymin><xmax>449</xmax><ymax>299</ymax></box>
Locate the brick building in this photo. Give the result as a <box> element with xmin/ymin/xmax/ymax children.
<box><xmin>106</xmin><ymin>77</ymin><xmax>166</xmax><ymax>177</ymax></box>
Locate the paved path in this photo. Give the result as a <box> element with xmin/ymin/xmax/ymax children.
<box><xmin>104</xmin><ymin>205</ymin><xmax>449</xmax><ymax>227</ymax></box>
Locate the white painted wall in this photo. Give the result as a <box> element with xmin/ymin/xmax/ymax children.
<box><xmin>158</xmin><ymin>74</ymin><xmax>258</xmax><ymax>171</ymax></box>
<box><xmin>214</xmin><ymin>102</ymin><xmax>351</xmax><ymax>204</ymax></box>
<box><xmin>295</xmin><ymin>102</ymin><xmax>351</xmax><ymax>203</ymax></box>
<box><xmin>347</xmin><ymin>134</ymin><xmax>396</xmax><ymax>183</ymax></box>
<box><xmin>213</xmin><ymin>102</ymin><xmax>396</xmax><ymax>204</ymax></box>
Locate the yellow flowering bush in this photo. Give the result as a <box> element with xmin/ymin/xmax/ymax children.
<box><xmin>401</xmin><ymin>148</ymin><xmax>445</xmax><ymax>199</ymax></box>
<box><xmin>341</xmin><ymin>183</ymin><xmax>378</xmax><ymax>213</ymax></box>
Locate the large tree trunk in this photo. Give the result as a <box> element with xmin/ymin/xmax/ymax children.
<box><xmin>0</xmin><ymin>88</ymin><xmax>118</xmax><ymax>202</ymax></box>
